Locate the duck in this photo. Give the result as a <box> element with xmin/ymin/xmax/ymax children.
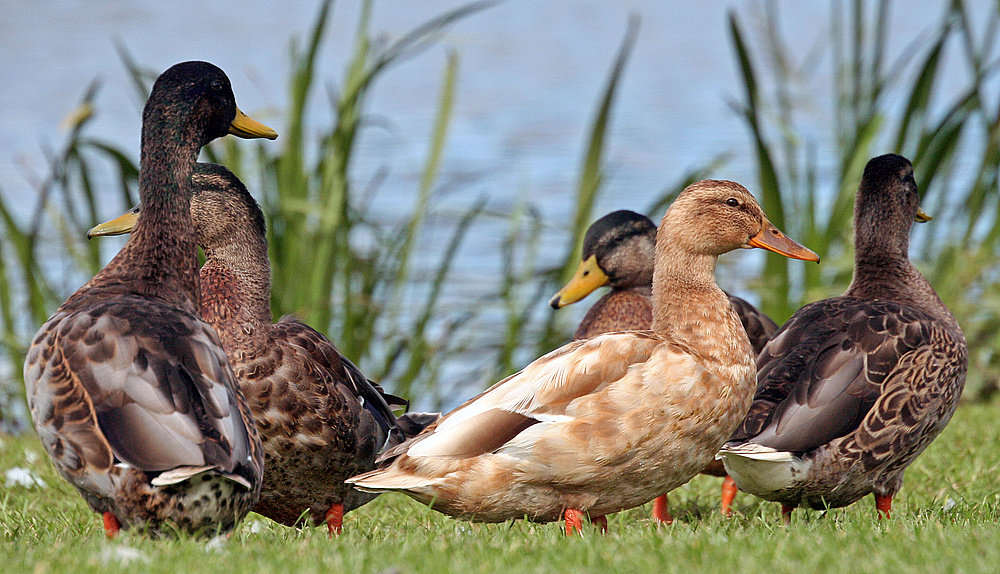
<box><xmin>548</xmin><ymin>209</ymin><xmax>778</xmax><ymax>523</ymax></box>
<box><xmin>88</xmin><ymin>163</ymin><xmax>437</xmax><ymax>536</ymax></box>
<box><xmin>347</xmin><ymin>180</ymin><xmax>818</xmax><ymax>535</ymax></box>
<box><xmin>550</xmin><ymin>209</ymin><xmax>778</xmax><ymax>353</ymax></box>
<box><xmin>23</xmin><ymin>61</ymin><xmax>277</xmax><ymax>537</ymax></box>
<box><xmin>717</xmin><ymin>154</ymin><xmax>967</xmax><ymax>522</ymax></box>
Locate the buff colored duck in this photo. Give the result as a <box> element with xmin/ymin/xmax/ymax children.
<box><xmin>549</xmin><ymin>209</ymin><xmax>778</xmax><ymax>522</ymax></box>
<box><xmin>718</xmin><ymin>154</ymin><xmax>967</xmax><ymax>522</ymax></box>
<box><xmin>88</xmin><ymin>163</ymin><xmax>436</xmax><ymax>536</ymax></box>
<box><xmin>347</xmin><ymin>180</ymin><xmax>818</xmax><ymax>535</ymax></box>
<box><xmin>23</xmin><ymin>61</ymin><xmax>277</xmax><ymax>537</ymax></box>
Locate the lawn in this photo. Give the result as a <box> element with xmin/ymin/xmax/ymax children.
<box><xmin>2</xmin><ymin>397</ymin><xmax>998</xmax><ymax>574</ymax></box>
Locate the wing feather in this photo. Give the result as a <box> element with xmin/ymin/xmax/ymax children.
<box><xmin>401</xmin><ymin>332</ymin><xmax>663</xmax><ymax>460</ymax></box>
<box><xmin>733</xmin><ymin>298</ymin><xmax>953</xmax><ymax>454</ymax></box>
<box><xmin>26</xmin><ymin>295</ymin><xmax>258</xmax><ymax>487</ymax></box>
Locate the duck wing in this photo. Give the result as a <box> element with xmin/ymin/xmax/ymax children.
<box><xmin>273</xmin><ymin>316</ymin><xmax>397</xmax><ymax>436</ymax></box>
<box><xmin>25</xmin><ymin>296</ymin><xmax>257</xmax><ymax>488</ymax></box>
<box><xmin>375</xmin><ymin>331</ymin><xmax>665</xmax><ymax>464</ymax></box>
<box><xmin>730</xmin><ymin>298</ymin><xmax>962</xmax><ymax>455</ymax></box>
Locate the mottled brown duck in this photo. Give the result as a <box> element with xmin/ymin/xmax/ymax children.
<box><xmin>348</xmin><ymin>180</ymin><xmax>818</xmax><ymax>535</ymax></box>
<box><xmin>23</xmin><ymin>61</ymin><xmax>277</xmax><ymax>538</ymax></box>
<box><xmin>89</xmin><ymin>163</ymin><xmax>434</xmax><ymax>536</ymax></box>
<box><xmin>718</xmin><ymin>154</ymin><xmax>967</xmax><ymax>522</ymax></box>
<box><xmin>548</xmin><ymin>209</ymin><xmax>779</xmax><ymax>522</ymax></box>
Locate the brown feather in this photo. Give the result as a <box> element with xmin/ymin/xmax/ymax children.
<box><xmin>720</xmin><ymin>154</ymin><xmax>967</xmax><ymax>511</ymax></box>
<box><xmin>188</xmin><ymin>164</ymin><xmax>401</xmax><ymax>527</ymax></box>
<box><xmin>24</xmin><ymin>62</ymin><xmax>266</xmax><ymax>537</ymax></box>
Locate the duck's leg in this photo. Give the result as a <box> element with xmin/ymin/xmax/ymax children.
<box><xmin>875</xmin><ymin>494</ymin><xmax>892</xmax><ymax>519</ymax></box>
<box><xmin>325</xmin><ymin>503</ymin><xmax>344</xmax><ymax>537</ymax></box>
<box><xmin>651</xmin><ymin>495</ymin><xmax>673</xmax><ymax>524</ymax></box>
<box><xmin>720</xmin><ymin>476</ymin><xmax>738</xmax><ymax>516</ymax></box>
<box><xmin>564</xmin><ymin>508</ymin><xmax>585</xmax><ymax>536</ymax></box>
<box><xmin>102</xmin><ymin>511</ymin><xmax>121</xmax><ymax>539</ymax></box>
<box><xmin>780</xmin><ymin>504</ymin><xmax>794</xmax><ymax>525</ymax></box>
<box><xmin>591</xmin><ymin>515</ymin><xmax>608</xmax><ymax>533</ymax></box>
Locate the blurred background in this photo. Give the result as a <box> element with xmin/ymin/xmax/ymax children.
<box><xmin>2</xmin><ymin>0</ymin><xmax>999</xmax><ymax>427</ymax></box>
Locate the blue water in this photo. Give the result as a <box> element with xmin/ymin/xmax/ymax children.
<box><xmin>0</xmin><ymin>0</ymin><xmax>990</xmax><ymax>409</ymax></box>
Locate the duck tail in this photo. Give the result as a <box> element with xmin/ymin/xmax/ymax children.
<box><xmin>149</xmin><ymin>465</ymin><xmax>251</xmax><ymax>489</ymax></box>
<box><xmin>717</xmin><ymin>442</ymin><xmax>795</xmax><ymax>462</ymax></box>
<box><xmin>346</xmin><ymin>467</ymin><xmax>438</xmax><ymax>493</ymax></box>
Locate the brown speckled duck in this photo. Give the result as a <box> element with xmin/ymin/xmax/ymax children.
<box><xmin>89</xmin><ymin>163</ymin><xmax>434</xmax><ymax>536</ymax></box>
<box><xmin>347</xmin><ymin>180</ymin><xmax>818</xmax><ymax>535</ymax></box>
<box><xmin>549</xmin><ymin>209</ymin><xmax>779</xmax><ymax>523</ymax></box>
<box><xmin>718</xmin><ymin>154</ymin><xmax>967</xmax><ymax>522</ymax></box>
<box><xmin>23</xmin><ymin>61</ymin><xmax>277</xmax><ymax>537</ymax></box>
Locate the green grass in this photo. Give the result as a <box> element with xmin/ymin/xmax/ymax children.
<box><xmin>3</xmin><ymin>397</ymin><xmax>1000</xmax><ymax>573</ymax></box>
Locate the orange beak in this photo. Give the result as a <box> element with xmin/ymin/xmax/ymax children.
<box><xmin>746</xmin><ymin>219</ymin><xmax>820</xmax><ymax>262</ymax></box>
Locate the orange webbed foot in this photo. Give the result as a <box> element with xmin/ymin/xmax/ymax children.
<box><xmin>875</xmin><ymin>494</ymin><xmax>892</xmax><ymax>519</ymax></box>
<box><xmin>326</xmin><ymin>503</ymin><xmax>344</xmax><ymax>538</ymax></box>
<box><xmin>102</xmin><ymin>511</ymin><xmax>121</xmax><ymax>539</ymax></box>
<box><xmin>720</xmin><ymin>475</ymin><xmax>738</xmax><ymax>517</ymax></box>
<box><xmin>652</xmin><ymin>494</ymin><xmax>673</xmax><ymax>524</ymax></box>
<box><xmin>564</xmin><ymin>509</ymin><xmax>607</xmax><ymax>535</ymax></box>
<box><xmin>564</xmin><ymin>508</ymin><xmax>585</xmax><ymax>536</ymax></box>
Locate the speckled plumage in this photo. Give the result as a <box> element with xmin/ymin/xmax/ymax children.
<box><xmin>719</xmin><ymin>154</ymin><xmax>968</xmax><ymax>516</ymax></box>
<box><xmin>215</xmin><ymin>312</ymin><xmax>396</xmax><ymax>527</ymax></box>
<box><xmin>571</xmin><ymin>287</ymin><xmax>653</xmax><ymax>338</ymax></box>
<box><xmin>348</xmin><ymin>181</ymin><xmax>817</xmax><ymax>530</ymax></box>
<box><xmin>24</xmin><ymin>62</ymin><xmax>274</xmax><ymax>537</ymax></box>
<box><xmin>94</xmin><ymin>164</ymin><xmax>420</xmax><ymax>530</ymax></box>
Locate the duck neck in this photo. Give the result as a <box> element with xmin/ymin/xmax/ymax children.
<box><xmin>73</xmin><ymin>114</ymin><xmax>203</xmax><ymax>314</ymax></box>
<box><xmin>650</xmin><ymin>243</ymin><xmax>751</xmax><ymax>364</ymax></box>
<box><xmin>848</xmin><ymin>243</ymin><xmax>958</xmax><ymax>330</ymax></box>
<box><xmin>199</xmin><ymin>233</ymin><xmax>273</xmax><ymax>344</ymax></box>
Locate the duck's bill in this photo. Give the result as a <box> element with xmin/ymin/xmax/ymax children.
<box><xmin>229</xmin><ymin>106</ymin><xmax>278</xmax><ymax>140</ymax></box>
<box><xmin>548</xmin><ymin>255</ymin><xmax>609</xmax><ymax>309</ymax></box>
<box><xmin>915</xmin><ymin>207</ymin><xmax>932</xmax><ymax>223</ymax></box>
<box><xmin>746</xmin><ymin>221</ymin><xmax>820</xmax><ymax>262</ymax></box>
<box><xmin>87</xmin><ymin>206</ymin><xmax>141</xmax><ymax>239</ymax></box>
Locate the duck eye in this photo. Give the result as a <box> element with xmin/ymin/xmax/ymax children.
<box><xmin>726</xmin><ymin>198</ymin><xmax>740</xmax><ymax>207</ymax></box>
<box><xmin>210</xmin><ymin>80</ymin><xmax>224</xmax><ymax>91</ymax></box>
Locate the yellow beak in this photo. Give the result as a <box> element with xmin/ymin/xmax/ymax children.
<box><xmin>87</xmin><ymin>206</ymin><xmax>141</xmax><ymax>239</ymax></box>
<box><xmin>228</xmin><ymin>106</ymin><xmax>278</xmax><ymax>140</ymax></box>
<box><xmin>549</xmin><ymin>255</ymin><xmax>610</xmax><ymax>309</ymax></box>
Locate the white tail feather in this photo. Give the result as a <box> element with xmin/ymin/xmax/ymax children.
<box><xmin>717</xmin><ymin>442</ymin><xmax>808</xmax><ymax>497</ymax></box>
<box><xmin>151</xmin><ymin>466</ymin><xmax>251</xmax><ymax>489</ymax></box>
<box><xmin>718</xmin><ymin>442</ymin><xmax>796</xmax><ymax>462</ymax></box>
<box><xmin>346</xmin><ymin>469</ymin><xmax>439</xmax><ymax>493</ymax></box>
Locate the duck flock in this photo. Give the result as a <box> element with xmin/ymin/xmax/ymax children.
<box><xmin>23</xmin><ymin>61</ymin><xmax>967</xmax><ymax>538</ymax></box>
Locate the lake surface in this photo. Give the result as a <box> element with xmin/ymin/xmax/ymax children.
<box><xmin>1</xmin><ymin>0</ymin><xmax>990</xmax><ymax>409</ymax></box>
